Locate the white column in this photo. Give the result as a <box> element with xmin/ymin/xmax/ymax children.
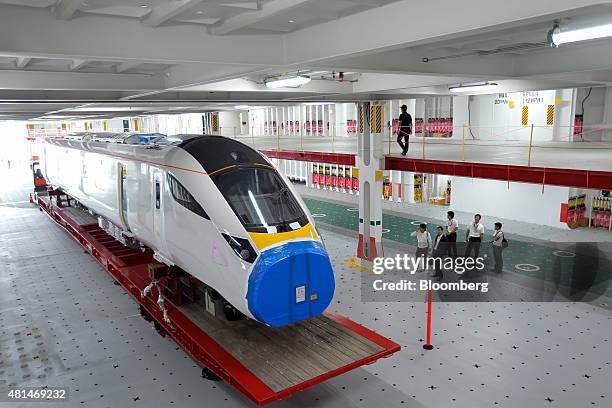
<box><xmin>452</xmin><ymin>96</ymin><xmax>469</xmax><ymax>140</ymax></box>
<box><xmin>292</xmin><ymin>106</ymin><xmax>296</xmax><ymax>136</ymax></box>
<box><xmin>275</xmin><ymin>107</ymin><xmax>279</xmax><ymax>136</ymax></box>
<box><xmin>308</xmin><ymin>105</ymin><xmax>313</xmax><ymax>135</ymax></box>
<box><xmin>404</xmin><ymin>172</ymin><xmax>415</xmax><ymax>204</ymax></box>
<box><xmin>329</xmin><ymin>104</ymin><xmax>335</xmax><ymax>140</ymax></box>
<box><xmin>603</xmin><ymin>86</ymin><xmax>612</xmax><ymax>141</ymax></box>
<box><xmin>552</xmin><ymin>89</ymin><xmax>572</xmax><ymax>142</ymax></box>
<box><xmin>356</xmin><ymin>101</ymin><xmax>385</xmax><ymax>264</ymax></box>
<box><xmin>285</xmin><ymin>106</ymin><xmax>289</xmax><ymax>136</ymax></box>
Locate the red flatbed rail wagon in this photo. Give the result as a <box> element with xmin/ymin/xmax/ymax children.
<box><xmin>37</xmin><ymin>194</ymin><xmax>400</xmax><ymax>406</ymax></box>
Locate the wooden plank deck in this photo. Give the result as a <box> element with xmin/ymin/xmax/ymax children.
<box><xmin>180</xmin><ymin>303</ymin><xmax>385</xmax><ymax>392</ymax></box>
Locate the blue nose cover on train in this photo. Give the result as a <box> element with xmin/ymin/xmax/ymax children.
<box><xmin>246</xmin><ymin>240</ymin><xmax>335</xmax><ymax>327</ymax></box>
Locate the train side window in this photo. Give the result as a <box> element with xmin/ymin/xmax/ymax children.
<box><xmin>167</xmin><ymin>174</ymin><xmax>210</xmax><ymax>220</ymax></box>
<box><xmin>155</xmin><ymin>180</ymin><xmax>161</xmax><ymax>209</ymax></box>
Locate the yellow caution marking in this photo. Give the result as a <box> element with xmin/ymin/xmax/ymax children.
<box><xmin>212</xmin><ymin>113</ymin><xmax>219</xmax><ymax>132</ymax></box>
<box><xmin>345</xmin><ymin>258</ymin><xmax>373</xmax><ymax>274</ymax></box>
<box><xmin>547</xmin><ymin>104</ymin><xmax>554</xmax><ymax>125</ymax></box>
<box><xmin>521</xmin><ymin>106</ymin><xmax>529</xmax><ymax>126</ymax></box>
<box><xmin>371</xmin><ymin>105</ymin><xmax>383</xmax><ymax>133</ymax></box>
<box><xmin>358</xmin><ymin>105</ymin><xmax>364</xmax><ymax>134</ymax></box>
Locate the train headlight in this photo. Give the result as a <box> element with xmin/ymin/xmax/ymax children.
<box><xmin>239</xmin><ymin>249</ymin><xmax>251</xmax><ymax>260</ymax></box>
<box><xmin>222</xmin><ymin>233</ymin><xmax>257</xmax><ymax>263</ymax></box>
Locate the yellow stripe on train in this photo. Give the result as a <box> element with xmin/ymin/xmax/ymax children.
<box><xmin>248</xmin><ymin>223</ymin><xmax>318</xmax><ymax>251</ymax></box>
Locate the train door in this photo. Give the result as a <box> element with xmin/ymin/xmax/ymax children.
<box><xmin>152</xmin><ymin>170</ymin><xmax>164</xmax><ymax>245</ymax></box>
<box><xmin>117</xmin><ymin>162</ymin><xmax>131</xmax><ymax>232</ymax></box>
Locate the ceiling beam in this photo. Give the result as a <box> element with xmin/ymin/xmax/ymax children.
<box><xmin>220</xmin><ymin>2</ymin><xmax>260</xmax><ymax>10</ymax></box>
<box><xmin>55</xmin><ymin>0</ymin><xmax>85</xmax><ymax>20</ymax></box>
<box><xmin>116</xmin><ymin>61</ymin><xmax>142</xmax><ymax>73</ymax></box>
<box><xmin>283</xmin><ymin>0</ymin><xmax>607</xmax><ymax>65</ymax></box>
<box><xmin>70</xmin><ymin>59</ymin><xmax>88</xmax><ymax>71</ymax></box>
<box><xmin>0</xmin><ymin>70</ymin><xmax>163</xmax><ymax>91</ymax></box>
<box><xmin>210</xmin><ymin>0</ymin><xmax>312</xmax><ymax>35</ymax></box>
<box><xmin>344</xmin><ymin>0</ymin><xmax>381</xmax><ymax>7</ymax></box>
<box><xmin>15</xmin><ymin>57</ymin><xmax>31</xmax><ymax>68</ymax></box>
<box><xmin>141</xmin><ymin>0</ymin><xmax>205</xmax><ymax>27</ymax></box>
<box><xmin>0</xmin><ymin>5</ymin><xmax>284</xmax><ymax>66</ymax></box>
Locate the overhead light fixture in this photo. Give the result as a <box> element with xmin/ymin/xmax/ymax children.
<box><xmin>264</xmin><ymin>75</ymin><xmax>311</xmax><ymax>89</ymax></box>
<box><xmin>288</xmin><ymin>20</ymin><xmax>295</xmax><ymax>23</ymax></box>
<box><xmin>548</xmin><ymin>21</ymin><xmax>612</xmax><ymax>47</ymax></box>
<box><xmin>234</xmin><ymin>105</ymin><xmax>251</xmax><ymax>110</ymax></box>
<box><xmin>449</xmin><ymin>82</ymin><xmax>498</xmax><ymax>93</ymax></box>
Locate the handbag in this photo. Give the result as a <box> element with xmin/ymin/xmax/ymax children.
<box><xmin>502</xmin><ymin>237</ymin><xmax>509</xmax><ymax>249</ymax></box>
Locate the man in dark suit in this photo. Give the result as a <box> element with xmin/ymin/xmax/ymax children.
<box><xmin>397</xmin><ymin>104</ymin><xmax>412</xmax><ymax>155</ymax></box>
<box><xmin>431</xmin><ymin>226</ymin><xmax>448</xmax><ymax>280</ymax></box>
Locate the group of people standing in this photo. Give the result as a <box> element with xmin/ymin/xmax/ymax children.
<box><xmin>410</xmin><ymin>211</ymin><xmax>507</xmax><ymax>280</ymax></box>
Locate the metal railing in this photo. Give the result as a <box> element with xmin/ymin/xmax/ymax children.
<box><xmin>384</xmin><ymin>124</ymin><xmax>612</xmax><ymax>170</ymax></box>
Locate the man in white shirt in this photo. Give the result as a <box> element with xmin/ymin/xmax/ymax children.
<box><xmin>445</xmin><ymin>210</ymin><xmax>458</xmax><ymax>258</ymax></box>
<box><xmin>464</xmin><ymin>214</ymin><xmax>484</xmax><ymax>260</ymax></box>
<box><xmin>432</xmin><ymin>226</ymin><xmax>447</xmax><ymax>279</ymax></box>
<box><xmin>411</xmin><ymin>223</ymin><xmax>432</xmax><ymax>270</ymax></box>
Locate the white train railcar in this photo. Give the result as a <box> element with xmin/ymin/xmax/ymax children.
<box><xmin>41</xmin><ymin>134</ymin><xmax>335</xmax><ymax>327</ymax></box>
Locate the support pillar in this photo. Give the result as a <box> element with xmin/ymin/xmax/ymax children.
<box><xmin>356</xmin><ymin>101</ymin><xmax>385</xmax><ymax>264</ymax></box>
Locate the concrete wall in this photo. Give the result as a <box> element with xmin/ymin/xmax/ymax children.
<box><xmin>451</xmin><ymin>176</ymin><xmax>570</xmax><ymax>229</ymax></box>
<box><xmin>149</xmin><ymin>113</ymin><xmax>203</xmax><ymax>135</ymax></box>
<box><xmin>0</xmin><ymin>121</ymin><xmax>29</xmax><ymax>170</ymax></box>
<box><xmin>452</xmin><ymin>96</ymin><xmax>469</xmax><ymax>138</ymax></box>
<box><xmin>218</xmin><ymin>111</ymin><xmax>241</xmax><ymax>137</ymax></box>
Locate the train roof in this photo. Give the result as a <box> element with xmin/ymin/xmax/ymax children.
<box><xmin>45</xmin><ymin>134</ymin><xmax>268</xmax><ymax>175</ymax></box>
<box><xmin>177</xmin><ymin>135</ymin><xmax>269</xmax><ymax>175</ymax></box>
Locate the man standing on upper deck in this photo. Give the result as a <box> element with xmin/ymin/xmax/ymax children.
<box><xmin>397</xmin><ymin>104</ymin><xmax>412</xmax><ymax>156</ymax></box>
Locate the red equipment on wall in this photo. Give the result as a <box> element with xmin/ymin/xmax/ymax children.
<box><xmin>347</xmin><ymin>120</ymin><xmax>356</xmax><ymax>134</ymax></box>
<box><xmin>415</xmin><ymin>118</ymin><xmax>423</xmax><ymax>134</ymax></box>
<box><xmin>339</xmin><ymin>168</ymin><xmax>346</xmax><ymax>189</ymax></box>
<box><xmin>345</xmin><ymin>169</ymin><xmax>352</xmax><ymax>190</ymax></box>
<box><xmin>312</xmin><ymin>164</ymin><xmax>319</xmax><ymax>185</ymax></box>
<box><xmin>325</xmin><ymin>165</ymin><xmax>332</xmax><ymax>187</ymax></box>
<box><xmin>574</xmin><ymin>115</ymin><xmax>584</xmax><ymax>137</ymax></box>
<box><xmin>331</xmin><ymin>167</ymin><xmax>338</xmax><ymax>189</ymax></box>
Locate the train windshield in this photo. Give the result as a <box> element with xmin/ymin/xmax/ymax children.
<box><xmin>212</xmin><ymin>166</ymin><xmax>308</xmax><ymax>233</ymax></box>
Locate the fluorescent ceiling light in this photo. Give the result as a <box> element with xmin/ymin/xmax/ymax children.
<box><xmin>548</xmin><ymin>22</ymin><xmax>612</xmax><ymax>46</ymax></box>
<box><xmin>264</xmin><ymin>75</ymin><xmax>311</xmax><ymax>89</ymax></box>
<box><xmin>303</xmin><ymin>102</ymin><xmax>335</xmax><ymax>105</ymax></box>
<box><xmin>234</xmin><ymin>105</ymin><xmax>251</xmax><ymax>110</ymax></box>
<box><xmin>449</xmin><ymin>82</ymin><xmax>498</xmax><ymax>93</ymax></box>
